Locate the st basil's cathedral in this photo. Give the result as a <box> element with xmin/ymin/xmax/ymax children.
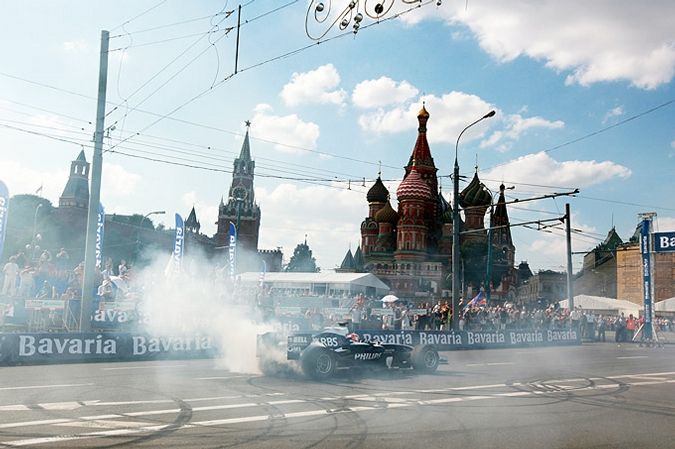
<box><xmin>354</xmin><ymin>106</ymin><xmax>517</xmax><ymax>301</ymax></box>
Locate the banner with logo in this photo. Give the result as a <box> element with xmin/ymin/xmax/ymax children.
<box><xmin>96</xmin><ymin>202</ymin><xmax>105</xmax><ymax>269</ymax></box>
<box><xmin>173</xmin><ymin>213</ymin><xmax>185</xmax><ymax>274</ymax></box>
<box><xmin>0</xmin><ymin>332</ymin><xmax>216</xmax><ymax>364</ymax></box>
<box><xmin>640</xmin><ymin>219</ymin><xmax>653</xmax><ymax>339</ymax></box>
<box><xmin>0</xmin><ymin>179</ymin><xmax>9</xmax><ymax>260</ymax></box>
<box><xmin>354</xmin><ymin>329</ymin><xmax>581</xmax><ymax>350</ymax></box>
<box><xmin>228</xmin><ymin>222</ymin><xmax>237</xmax><ymax>280</ymax></box>
<box><xmin>654</xmin><ymin>231</ymin><xmax>675</xmax><ymax>253</ymax></box>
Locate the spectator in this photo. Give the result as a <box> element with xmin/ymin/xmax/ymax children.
<box><xmin>626</xmin><ymin>314</ymin><xmax>637</xmax><ymax>341</ymax></box>
<box><xmin>35</xmin><ymin>280</ymin><xmax>51</xmax><ymax>299</ymax></box>
<box><xmin>2</xmin><ymin>256</ymin><xmax>20</xmax><ymax>297</ymax></box>
<box><xmin>97</xmin><ymin>278</ymin><xmax>114</xmax><ymax>301</ymax></box>
<box><xmin>596</xmin><ymin>315</ymin><xmax>606</xmax><ymax>342</ymax></box>
<box><xmin>118</xmin><ymin>259</ymin><xmax>128</xmax><ymax>277</ymax></box>
<box><xmin>18</xmin><ymin>266</ymin><xmax>35</xmax><ymax>298</ymax></box>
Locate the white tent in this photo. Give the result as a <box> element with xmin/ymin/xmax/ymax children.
<box><xmin>558</xmin><ymin>295</ymin><xmax>641</xmax><ymax>316</ymax></box>
<box><xmin>655</xmin><ymin>297</ymin><xmax>675</xmax><ymax>313</ymax></box>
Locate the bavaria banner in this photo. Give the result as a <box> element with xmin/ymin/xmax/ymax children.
<box><xmin>95</xmin><ymin>202</ymin><xmax>105</xmax><ymax>268</ymax></box>
<box><xmin>228</xmin><ymin>222</ymin><xmax>237</xmax><ymax>280</ymax></box>
<box><xmin>0</xmin><ymin>179</ymin><xmax>8</xmax><ymax>260</ymax></box>
<box><xmin>640</xmin><ymin>219</ymin><xmax>653</xmax><ymax>339</ymax></box>
<box><xmin>173</xmin><ymin>213</ymin><xmax>185</xmax><ymax>274</ymax></box>
<box><xmin>0</xmin><ymin>332</ymin><xmax>216</xmax><ymax>364</ymax></box>
<box><xmin>354</xmin><ymin>329</ymin><xmax>581</xmax><ymax>350</ymax></box>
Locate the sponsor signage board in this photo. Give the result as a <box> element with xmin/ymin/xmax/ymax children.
<box><xmin>654</xmin><ymin>231</ymin><xmax>675</xmax><ymax>253</ymax></box>
<box><xmin>0</xmin><ymin>332</ymin><xmax>216</xmax><ymax>365</ymax></box>
<box><xmin>24</xmin><ymin>300</ymin><xmax>66</xmax><ymax>310</ymax></box>
<box><xmin>0</xmin><ymin>328</ymin><xmax>580</xmax><ymax>366</ymax></box>
<box><xmin>354</xmin><ymin>329</ymin><xmax>580</xmax><ymax>350</ymax></box>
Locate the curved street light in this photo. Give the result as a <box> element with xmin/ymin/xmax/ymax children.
<box><xmin>451</xmin><ymin>110</ymin><xmax>496</xmax><ymax>330</ymax></box>
<box><xmin>136</xmin><ymin>210</ymin><xmax>166</xmax><ymax>254</ymax></box>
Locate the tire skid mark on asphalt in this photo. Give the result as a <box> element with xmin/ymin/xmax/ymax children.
<box><xmin>0</xmin><ymin>392</ymin><xmax>288</xmax><ymax>412</ymax></box>
<box><xmin>2</xmin><ymin>373</ymin><xmax>675</xmax><ymax>446</ymax></box>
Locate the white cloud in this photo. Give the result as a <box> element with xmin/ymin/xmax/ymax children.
<box><xmin>0</xmin><ymin>159</ymin><xmax>66</xmax><ymax>204</ymax></box>
<box><xmin>352</xmin><ymin>77</ymin><xmax>418</xmax><ymax>108</ymax></box>
<box><xmin>101</xmin><ymin>162</ymin><xmax>141</xmax><ymax>197</ymax></box>
<box><xmin>252</xmin><ymin>104</ymin><xmax>320</xmax><ymax>154</ymax></box>
<box><xmin>482</xmin><ymin>114</ymin><xmax>564</xmax><ymax>150</ymax></box>
<box><xmin>280</xmin><ymin>64</ymin><xmax>346</xmax><ymax>107</ymax></box>
<box><xmin>403</xmin><ymin>1</ymin><xmax>675</xmax><ymax>89</ymax></box>
<box><xmin>482</xmin><ymin>152</ymin><xmax>631</xmax><ymax>189</ymax></box>
<box><xmin>358</xmin><ymin>91</ymin><xmax>496</xmax><ymax>144</ymax></box>
<box><xmin>256</xmin><ymin>183</ymin><xmax>364</xmax><ymax>269</ymax></box>
<box><xmin>602</xmin><ymin>106</ymin><xmax>625</xmax><ymax>124</ymax></box>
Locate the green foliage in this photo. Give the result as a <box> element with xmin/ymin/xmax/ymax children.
<box><xmin>285</xmin><ymin>241</ymin><xmax>318</xmax><ymax>272</ymax></box>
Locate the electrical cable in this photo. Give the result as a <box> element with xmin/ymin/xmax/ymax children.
<box><xmin>109</xmin><ymin>0</ymin><xmax>168</xmax><ymax>32</ymax></box>
<box><xmin>484</xmin><ymin>97</ymin><xmax>675</xmax><ymax>171</ymax></box>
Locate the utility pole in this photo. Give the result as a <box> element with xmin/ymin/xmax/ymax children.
<box><xmin>234</xmin><ymin>4</ymin><xmax>242</xmax><ymax>74</ymax></box>
<box><xmin>565</xmin><ymin>203</ymin><xmax>574</xmax><ymax>311</ymax></box>
<box><xmin>80</xmin><ymin>30</ymin><xmax>109</xmax><ymax>332</ymax></box>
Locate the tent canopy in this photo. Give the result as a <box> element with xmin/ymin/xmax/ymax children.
<box><xmin>655</xmin><ymin>297</ymin><xmax>675</xmax><ymax>312</ymax></box>
<box><xmin>238</xmin><ymin>271</ymin><xmax>390</xmax><ymax>296</ymax></box>
<box><xmin>558</xmin><ymin>295</ymin><xmax>641</xmax><ymax>316</ymax></box>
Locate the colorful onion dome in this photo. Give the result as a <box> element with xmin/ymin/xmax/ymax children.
<box><xmin>375</xmin><ymin>201</ymin><xmax>399</xmax><ymax>224</ymax></box>
<box><xmin>396</xmin><ymin>169</ymin><xmax>432</xmax><ymax>201</ymax></box>
<box><xmin>459</xmin><ymin>172</ymin><xmax>491</xmax><ymax>208</ymax></box>
<box><xmin>366</xmin><ymin>176</ymin><xmax>389</xmax><ymax>203</ymax></box>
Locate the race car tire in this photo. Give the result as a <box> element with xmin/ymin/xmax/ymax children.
<box><xmin>412</xmin><ymin>345</ymin><xmax>439</xmax><ymax>373</ymax></box>
<box><xmin>301</xmin><ymin>347</ymin><xmax>337</xmax><ymax>380</ymax></box>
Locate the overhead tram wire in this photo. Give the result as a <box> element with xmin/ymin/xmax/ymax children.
<box><xmin>0</xmin><ymin>72</ymin><xmax>401</xmax><ymax>171</ymax></box>
<box><xmin>105</xmin><ymin>5</ymin><xmax>235</xmax><ymax>123</ymax></box>
<box><xmin>484</xmin><ymin>97</ymin><xmax>675</xmax><ymax>172</ymax></box>
<box><xmin>0</xmin><ymin>97</ymin><xmax>93</xmax><ymax>126</ymax></box>
<box><xmin>109</xmin><ymin>0</ymin><xmax>168</xmax><ymax>32</ymax></box>
<box><xmin>106</xmin><ymin>0</ymin><xmax>437</xmax><ymax>155</ymax></box>
<box><xmin>107</xmin><ymin>0</ymin><xmax>299</xmax><ymax>50</ymax></box>
<box><xmin>105</xmin><ymin>0</ymin><xmax>296</xmax><ymax>122</ymax></box>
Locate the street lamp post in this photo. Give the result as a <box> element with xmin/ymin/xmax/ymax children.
<box><xmin>452</xmin><ymin>110</ymin><xmax>496</xmax><ymax>331</ymax></box>
<box><xmin>31</xmin><ymin>203</ymin><xmax>43</xmax><ymax>262</ymax></box>
<box><xmin>136</xmin><ymin>210</ymin><xmax>165</xmax><ymax>255</ymax></box>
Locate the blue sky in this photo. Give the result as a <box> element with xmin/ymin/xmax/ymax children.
<box><xmin>0</xmin><ymin>0</ymin><xmax>674</xmax><ymax>272</ymax></box>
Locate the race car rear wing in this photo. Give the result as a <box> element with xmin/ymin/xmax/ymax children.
<box><xmin>287</xmin><ymin>334</ymin><xmax>312</xmax><ymax>360</ymax></box>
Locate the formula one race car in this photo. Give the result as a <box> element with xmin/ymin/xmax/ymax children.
<box><xmin>256</xmin><ymin>326</ymin><xmax>441</xmax><ymax>380</ymax></box>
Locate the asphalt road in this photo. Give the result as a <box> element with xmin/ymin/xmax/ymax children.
<box><xmin>1</xmin><ymin>342</ymin><xmax>674</xmax><ymax>448</ymax></box>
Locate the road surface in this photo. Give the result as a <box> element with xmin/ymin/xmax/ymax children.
<box><xmin>0</xmin><ymin>342</ymin><xmax>674</xmax><ymax>448</ymax></box>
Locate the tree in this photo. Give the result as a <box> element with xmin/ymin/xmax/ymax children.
<box><xmin>285</xmin><ymin>240</ymin><xmax>318</xmax><ymax>272</ymax></box>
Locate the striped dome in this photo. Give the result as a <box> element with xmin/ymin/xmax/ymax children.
<box><xmin>367</xmin><ymin>176</ymin><xmax>389</xmax><ymax>203</ymax></box>
<box><xmin>375</xmin><ymin>201</ymin><xmax>399</xmax><ymax>224</ymax></box>
<box><xmin>396</xmin><ymin>169</ymin><xmax>432</xmax><ymax>201</ymax></box>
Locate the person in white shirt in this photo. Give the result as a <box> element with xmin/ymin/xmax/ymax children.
<box><xmin>2</xmin><ymin>256</ymin><xmax>19</xmax><ymax>296</ymax></box>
